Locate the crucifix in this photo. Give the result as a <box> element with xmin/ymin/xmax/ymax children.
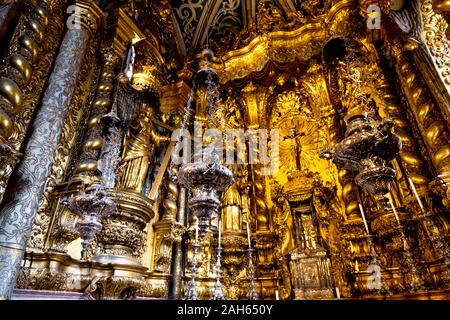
<box><xmin>284</xmin><ymin>123</ymin><xmax>306</xmax><ymax>171</ymax></box>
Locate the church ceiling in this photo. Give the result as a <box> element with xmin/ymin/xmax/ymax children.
<box><xmin>128</xmin><ymin>0</ymin><xmax>333</xmax><ymax>66</ymax></box>
<box><xmin>169</xmin><ymin>0</ymin><xmax>302</xmax><ymax>56</ymax></box>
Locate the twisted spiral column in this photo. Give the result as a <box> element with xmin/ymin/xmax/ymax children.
<box><xmin>388</xmin><ymin>42</ymin><xmax>450</xmax><ymax>204</ymax></box>
<box><xmin>73</xmin><ymin>46</ymin><xmax>120</xmax><ymax>178</ymax></box>
<box><xmin>373</xmin><ymin>66</ymin><xmax>430</xmax><ymax>194</ymax></box>
<box><xmin>0</xmin><ymin>0</ymin><xmax>51</xmax><ymax>158</ymax></box>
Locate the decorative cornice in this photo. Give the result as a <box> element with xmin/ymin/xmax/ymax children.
<box><xmin>114</xmin><ymin>8</ymin><xmax>146</xmax><ymax>57</ymax></box>
<box><xmin>206</xmin><ymin>0</ymin><xmax>358</xmax><ymax>83</ymax></box>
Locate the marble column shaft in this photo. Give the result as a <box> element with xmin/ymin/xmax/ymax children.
<box><xmin>0</xmin><ymin>1</ymin><xmax>102</xmax><ymax>299</ymax></box>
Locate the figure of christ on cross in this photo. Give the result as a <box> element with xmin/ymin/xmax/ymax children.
<box><xmin>284</xmin><ymin>123</ymin><xmax>306</xmax><ymax>171</ymax></box>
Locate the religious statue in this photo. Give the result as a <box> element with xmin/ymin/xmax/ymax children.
<box><xmin>117</xmin><ymin>104</ymin><xmax>169</xmax><ymax>193</ymax></box>
<box><xmin>274</xmin><ymin>195</ymin><xmax>296</xmax><ymax>256</ymax></box>
<box><xmin>221</xmin><ymin>183</ymin><xmax>242</xmax><ymax>232</ymax></box>
<box><xmin>284</xmin><ymin>124</ymin><xmax>306</xmax><ymax>171</ymax></box>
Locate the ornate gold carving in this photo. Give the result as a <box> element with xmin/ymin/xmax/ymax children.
<box><xmin>136</xmin><ymin>281</ymin><xmax>169</xmax><ymax>298</ymax></box>
<box><xmin>363</xmin><ymin>52</ymin><xmax>430</xmax><ymax>193</ymax></box>
<box><xmin>390</xmin><ymin>41</ymin><xmax>450</xmax><ymax>202</ymax></box>
<box><xmin>290</xmin><ymin>246</ymin><xmax>334</xmax><ymax>299</ymax></box>
<box><xmin>16</xmin><ymin>265</ymin><xmax>93</xmax><ymax>294</ymax></box>
<box><xmin>85</xmin><ymin>276</ymin><xmax>145</xmax><ymax>300</ymax></box>
<box><xmin>160</xmin><ymin>81</ymin><xmax>191</xmax><ymax>114</ymax></box>
<box><xmin>240</xmin><ymin>82</ymin><xmax>272</xmax><ymax>129</ymax></box>
<box><xmin>153</xmin><ymin>221</ymin><xmax>184</xmax><ymax>273</ymax></box>
<box><xmin>271</xmin><ymin>182</ymin><xmax>295</xmax><ymax>256</ymax></box>
<box><xmin>221</xmin><ymin>183</ymin><xmax>242</xmax><ymax>232</ymax></box>
<box><xmin>132</xmin><ymin>65</ymin><xmax>161</xmax><ymax>95</ymax></box>
<box><xmin>114</xmin><ymin>8</ymin><xmax>145</xmax><ymax>57</ymax></box>
<box><xmin>432</xmin><ymin>0</ymin><xmax>450</xmax><ymax>38</ymax></box>
<box><xmin>0</xmin><ymin>0</ymin><xmax>54</xmax><ymax>190</ymax></box>
<box><xmin>221</xmin><ymin>232</ymin><xmax>247</xmax><ymax>299</ymax></box>
<box><xmin>92</xmin><ymin>189</ymin><xmax>154</xmax><ymax>265</ymax></box>
<box><xmin>152</xmin><ymin>171</ymin><xmax>184</xmax><ymax>274</ymax></box>
<box><xmin>208</xmin><ymin>22</ymin><xmax>329</xmax><ymax>84</ymax></box>
<box><xmin>6</xmin><ymin>0</ymin><xmax>450</xmax><ymax>301</ymax></box>
<box><xmin>423</xmin><ymin>0</ymin><xmax>450</xmax><ymax>85</ymax></box>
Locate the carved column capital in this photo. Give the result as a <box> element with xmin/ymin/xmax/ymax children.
<box><xmin>67</xmin><ymin>0</ymin><xmax>105</xmax><ymax>37</ymax></box>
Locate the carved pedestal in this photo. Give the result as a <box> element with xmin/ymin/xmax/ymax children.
<box><xmin>221</xmin><ymin>232</ymin><xmax>247</xmax><ymax>299</ymax></box>
<box><xmin>92</xmin><ymin>190</ymin><xmax>154</xmax><ymax>266</ymax></box>
<box><xmin>290</xmin><ymin>246</ymin><xmax>334</xmax><ymax>299</ymax></box>
<box><xmin>254</xmin><ymin>232</ymin><xmax>276</xmax><ymax>276</ymax></box>
<box><xmin>85</xmin><ymin>275</ymin><xmax>145</xmax><ymax>300</ymax></box>
<box><xmin>283</xmin><ymin>178</ymin><xmax>335</xmax><ymax>300</ymax></box>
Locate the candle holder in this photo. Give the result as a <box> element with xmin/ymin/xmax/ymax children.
<box><xmin>409</xmin><ymin>178</ymin><xmax>450</xmax><ymax>283</ymax></box>
<box><xmin>388</xmin><ymin>195</ymin><xmax>424</xmax><ymax>292</ymax></box>
<box><xmin>185</xmin><ymin>241</ymin><xmax>200</xmax><ymax>300</ymax></box>
<box><xmin>366</xmin><ymin>235</ymin><xmax>392</xmax><ymax>295</ymax></box>
<box><xmin>246</xmin><ymin>248</ymin><xmax>258</xmax><ymax>300</ymax></box>
<box><xmin>212</xmin><ymin>245</ymin><xmax>225</xmax><ymax>300</ymax></box>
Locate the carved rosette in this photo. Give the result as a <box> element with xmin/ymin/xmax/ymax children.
<box><xmin>92</xmin><ymin>190</ymin><xmax>154</xmax><ymax>266</ymax></box>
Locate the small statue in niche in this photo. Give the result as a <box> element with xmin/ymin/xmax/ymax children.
<box><xmin>284</xmin><ymin>123</ymin><xmax>306</xmax><ymax>171</ymax></box>
<box><xmin>117</xmin><ymin>104</ymin><xmax>169</xmax><ymax>193</ymax></box>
